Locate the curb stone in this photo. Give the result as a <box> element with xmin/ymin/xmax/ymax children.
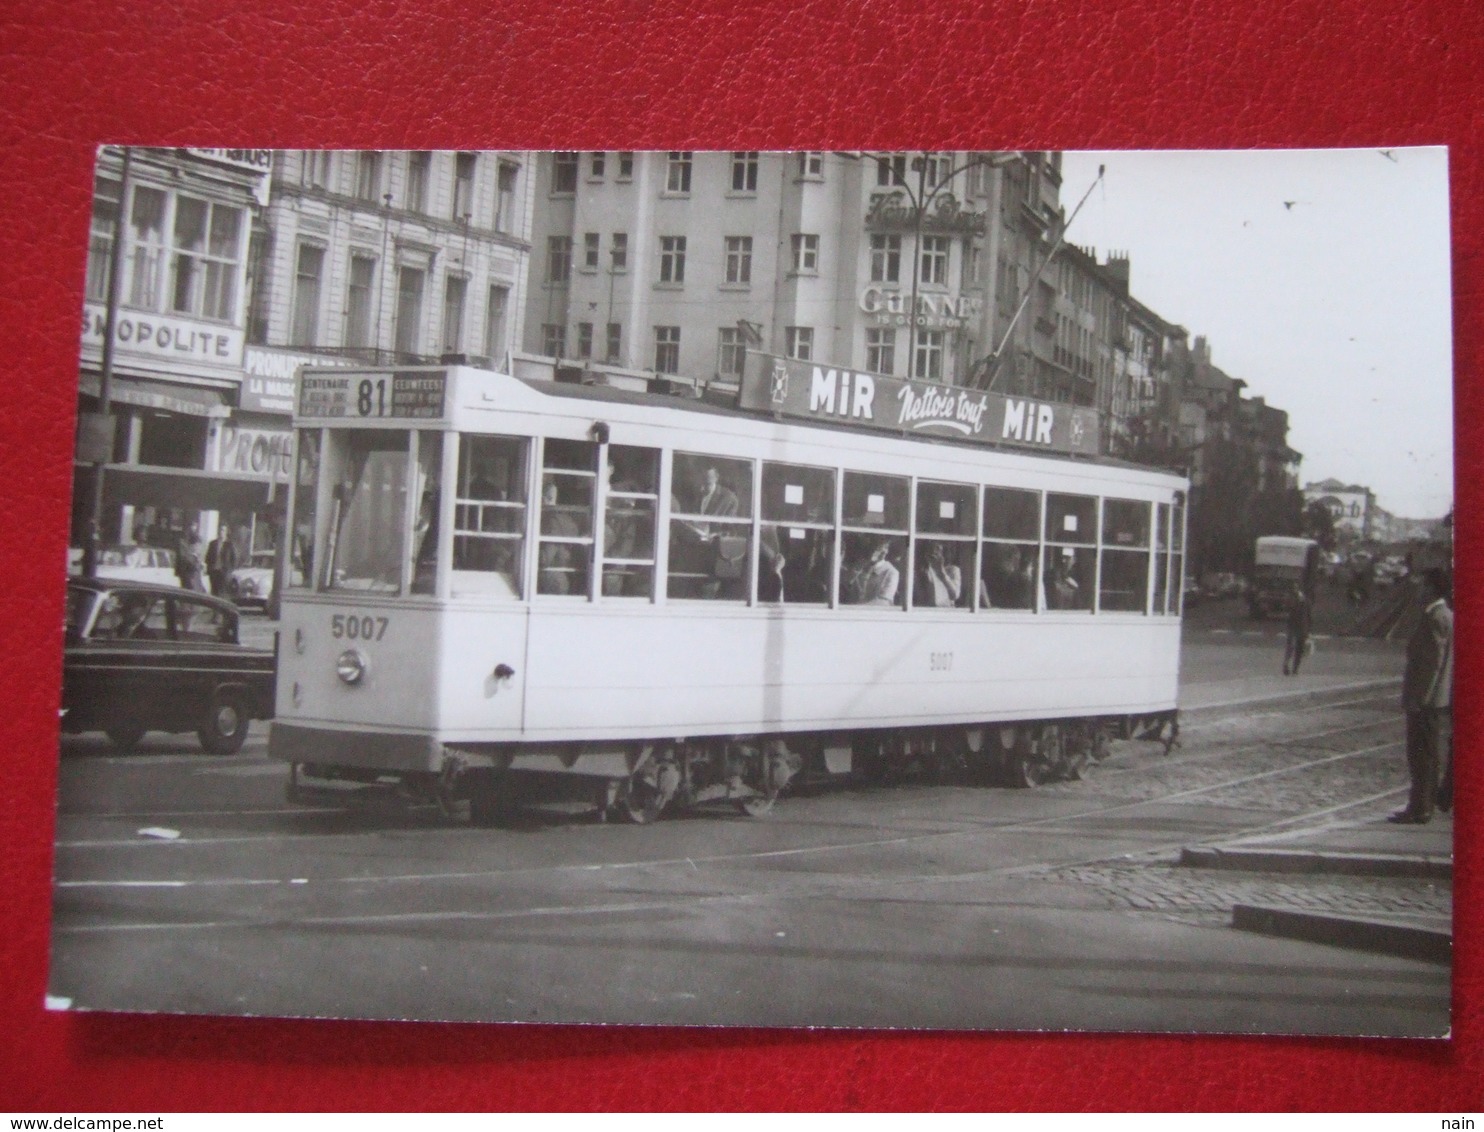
<box><xmin>1232</xmin><ymin>903</ymin><xmax>1451</xmax><ymax>964</ymax></box>
<box><xmin>1181</xmin><ymin>845</ymin><xmax>1452</xmax><ymax>880</ymax></box>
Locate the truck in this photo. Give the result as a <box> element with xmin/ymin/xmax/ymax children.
<box><xmin>1249</xmin><ymin>535</ymin><xmax>1319</xmax><ymax>619</ymax></box>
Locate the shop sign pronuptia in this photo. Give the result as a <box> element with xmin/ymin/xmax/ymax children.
<box><xmin>739</xmin><ymin>353</ymin><xmax>1100</xmax><ymax>457</ymax></box>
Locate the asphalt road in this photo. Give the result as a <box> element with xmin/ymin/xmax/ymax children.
<box><xmin>49</xmin><ymin>628</ymin><xmax>1446</xmax><ymax>1037</ymax></box>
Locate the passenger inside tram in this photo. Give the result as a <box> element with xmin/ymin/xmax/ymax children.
<box><xmin>914</xmin><ymin>541</ymin><xmax>966</xmax><ymax>608</ymax></box>
<box><xmin>842</xmin><ymin>535</ymin><xmax>903</xmax><ymax>607</ymax></box>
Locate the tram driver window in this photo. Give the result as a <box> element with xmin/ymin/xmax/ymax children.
<box><xmin>668</xmin><ymin>452</ymin><xmax>753</xmax><ymax>600</ymax></box>
<box><xmin>451</xmin><ymin>434</ymin><xmax>528</xmax><ymax>598</ymax></box>
<box><xmin>841</xmin><ymin>471</ymin><xmax>908</xmax><ymax>609</ymax></box>
<box><xmin>759</xmin><ymin>462</ymin><xmax>835</xmax><ymax>604</ymax></box>
<box><xmin>1043</xmin><ymin>493</ymin><xmax>1096</xmax><ymax>612</ymax></box>
<box><xmin>410</xmin><ymin>432</ymin><xmax>443</xmax><ymax>595</ymax></box>
<box><xmin>289</xmin><ymin>429</ymin><xmax>320</xmax><ymax>590</ymax></box>
<box><xmin>913</xmin><ymin>480</ymin><xmax>976</xmax><ymax>610</ymax></box>
<box><xmin>323</xmin><ymin>430</ymin><xmax>409</xmax><ymax>594</ymax></box>
<box><xmin>1153</xmin><ymin>502</ymin><xmax>1171</xmax><ymax>613</ymax></box>
<box><xmin>980</xmin><ymin>486</ymin><xmax>1040</xmax><ymax>611</ymax></box>
<box><xmin>602</xmin><ymin>445</ymin><xmax>659</xmax><ymax>598</ymax></box>
<box><xmin>1100</xmin><ymin>499</ymin><xmax>1151</xmax><ymax>613</ymax></box>
<box><xmin>1171</xmin><ymin>492</ymin><xmax>1187</xmax><ymax>615</ymax></box>
<box><xmin>538</xmin><ymin>438</ymin><xmax>596</xmax><ymax>596</ymax></box>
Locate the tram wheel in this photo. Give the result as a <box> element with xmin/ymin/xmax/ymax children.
<box><xmin>736</xmin><ymin>791</ymin><xmax>779</xmax><ymax>818</ymax></box>
<box><xmin>616</xmin><ymin>774</ymin><xmax>664</xmax><ymax>824</ymax></box>
<box><xmin>1001</xmin><ymin>724</ymin><xmax>1058</xmax><ymax>788</ymax></box>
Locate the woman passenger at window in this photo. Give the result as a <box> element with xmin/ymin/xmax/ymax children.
<box><xmin>916</xmin><ymin>542</ymin><xmax>962</xmax><ymax>608</ymax></box>
<box><xmin>848</xmin><ymin>538</ymin><xmax>900</xmax><ymax>606</ymax></box>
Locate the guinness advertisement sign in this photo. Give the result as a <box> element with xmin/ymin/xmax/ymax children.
<box><xmin>739</xmin><ymin>353</ymin><xmax>1100</xmax><ymax>457</ymax></box>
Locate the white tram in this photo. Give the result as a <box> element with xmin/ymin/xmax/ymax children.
<box><xmin>271</xmin><ymin>363</ymin><xmax>1187</xmax><ymax>821</ymax></box>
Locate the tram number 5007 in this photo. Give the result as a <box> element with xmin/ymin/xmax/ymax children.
<box><xmin>929</xmin><ymin>651</ymin><xmax>954</xmax><ymax>672</ymax></box>
<box><xmin>331</xmin><ymin>614</ymin><xmax>389</xmax><ymax>641</ymax></box>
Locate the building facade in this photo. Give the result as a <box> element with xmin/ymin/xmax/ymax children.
<box><xmin>521</xmin><ymin>151</ymin><xmax>1053</xmax><ymax>391</ymax></box>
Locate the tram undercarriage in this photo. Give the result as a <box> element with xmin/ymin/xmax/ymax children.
<box><xmin>283</xmin><ymin>709</ymin><xmax>1178</xmax><ymax>824</ymax></box>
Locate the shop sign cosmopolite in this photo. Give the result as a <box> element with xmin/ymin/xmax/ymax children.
<box><xmin>80</xmin><ymin>303</ymin><xmax>244</xmax><ymax>372</ymax></box>
<box><xmin>739</xmin><ymin>353</ymin><xmax>1099</xmax><ymax>457</ymax></box>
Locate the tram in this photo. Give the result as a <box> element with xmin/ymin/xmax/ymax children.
<box><xmin>270</xmin><ymin>359</ymin><xmax>1187</xmax><ymax>822</ymax></box>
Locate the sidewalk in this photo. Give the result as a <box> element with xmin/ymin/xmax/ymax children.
<box><xmin>1182</xmin><ymin>813</ymin><xmax>1453</xmax><ymax>964</ymax></box>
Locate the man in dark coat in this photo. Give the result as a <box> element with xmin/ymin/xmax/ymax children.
<box><xmin>206</xmin><ymin>527</ymin><xmax>238</xmax><ymax>598</ymax></box>
<box><xmin>1390</xmin><ymin>568</ymin><xmax>1453</xmax><ymax>824</ymax></box>
<box><xmin>1282</xmin><ymin>582</ymin><xmax>1312</xmax><ymax>675</ymax></box>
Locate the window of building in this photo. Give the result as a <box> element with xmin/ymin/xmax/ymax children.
<box><xmin>452</xmin><ymin>152</ymin><xmax>477</xmax><ymax>221</ymax></box>
<box><xmin>913</xmin><ymin>480</ymin><xmax>977</xmax><ymax>610</ymax></box>
<box><xmin>840</xmin><ymin>471</ymin><xmax>909</xmax><ymax>610</ymax></box>
<box><xmin>717</xmin><ymin>327</ymin><xmax>745</xmax><ymax>378</ymax></box>
<box><xmin>919</xmin><ymin>235</ymin><xmax>950</xmax><ymax>285</ymax></box>
<box><xmin>537</xmin><ymin>438</ymin><xmax>596</xmax><ymax>597</ymax></box>
<box><xmin>913</xmin><ymin>329</ymin><xmax>944</xmax><ymax>381</ymax></box>
<box><xmin>610</xmin><ymin>232</ymin><xmax>628</xmax><ymax>271</ymax></box>
<box><xmin>606</xmin><ymin>322</ymin><xmax>622</xmax><ymax>363</ymax></box>
<box><xmin>552</xmin><ymin>151</ymin><xmax>579</xmax><ymax>194</ymax></box>
<box><xmin>791</xmin><ymin>233</ymin><xmax>819</xmax><ymax>274</ymax></box>
<box><xmin>731</xmin><ymin>151</ymin><xmax>759</xmax><ymax>192</ymax></box>
<box><xmin>541</xmin><ymin>323</ymin><xmax>566</xmax><ymax>358</ymax></box>
<box><xmin>617</xmin><ymin>151</ymin><xmax>634</xmax><ymax>180</ymax></box>
<box><xmin>354</xmin><ymin>151</ymin><xmax>384</xmax><ymax>203</ymax></box>
<box><xmin>665</xmin><ymin>151</ymin><xmax>692</xmax><ymax>194</ymax></box>
<box><xmin>724</xmin><ymin>235</ymin><xmax>752</xmax><ymax>285</ymax></box>
<box><xmin>869</xmin><ymin>234</ymin><xmax>900</xmax><ymax>283</ymax></box>
<box><xmin>786</xmin><ymin>326</ymin><xmax>813</xmax><ymax>361</ymax></box>
<box><xmin>865</xmin><ymin>327</ymin><xmax>895</xmax><ymax>375</ymax></box>
<box><xmin>589</xmin><ymin>152</ymin><xmax>605</xmax><ymax>179</ymax></box>
<box><xmin>876</xmin><ymin>153</ymin><xmax>907</xmax><ymax>187</ymax></box>
<box><xmin>345</xmin><ymin>255</ymin><xmax>376</xmax><ymax>350</ymax></box>
<box><xmin>1100</xmin><ymin>499</ymin><xmax>1151</xmax><ymax>613</ymax></box>
<box><xmin>797</xmin><ymin>151</ymin><xmax>824</xmax><ymax>178</ymax></box>
<box><xmin>452</xmin><ymin>434</ymin><xmax>528</xmax><ymax>599</ymax></box>
<box><xmin>658</xmin><ymin>235</ymin><xmax>686</xmax><ymax>284</ymax></box>
<box><xmin>546</xmin><ymin>235</ymin><xmax>572</xmax><ymax>283</ymax></box>
<box><xmin>394</xmin><ymin>266</ymin><xmax>424</xmax><ymax>357</ymax></box>
<box><xmin>86</xmin><ymin>175</ymin><xmax>120</xmax><ymax>302</ymax></box>
<box><xmin>406</xmin><ymin>151</ymin><xmax>431</xmax><ymax>213</ymax></box>
<box><xmin>245</xmin><ymin>229</ymin><xmax>271</xmax><ymax>345</ymax></box>
<box><xmin>1043</xmin><ymin>493</ymin><xmax>1097</xmax><ymax>612</ymax></box>
<box><xmin>601</xmin><ymin>445</ymin><xmax>660</xmax><ymax>598</ymax></box>
<box><xmin>582</xmin><ymin>232</ymin><xmax>600</xmax><ymax>271</ymax></box>
<box><xmin>495</xmin><ymin>161</ymin><xmax>519</xmax><ymax>233</ymax></box>
<box><xmin>484</xmin><ymin>284</ymin><xmax>509</xmax><ymax>360</ymax></box>
<box><xmin>170</xmin><ymin>196</ymin><xmax>243</xmax><ymax>321</ymax></box>
<box><xmin>980</xmin><ymin>486</ymin><xmax>1041</xmax><ymax>611</ymax></box>
<box><xmin>442</xmin><ymin>275</ymin><xmax>466</xmax><ymax>354</ymax></box>
<box><xmin>289</xmin><ymin>244</ymin><xmax>324</xmax><ymax>346</ymax></box>
<box><xmin>300</xmin><ymin>151</ymin><xmax>332</xmax><ymax>189</ymax></box>
<box><xmin>576</xmin><ymin>321</ymin><xmax>594</xmax><ymax>358</ymax></box>
<box><xmin>758</xmin><ymin>462</ymin><xmax>835</xmax><ymax>605</ymax></box>
<box><xmin>922</xmin><ymin>152</ymin><xmax>952</xmax><ymax>187</ymax></box>
<box><xmin>126</xmin><ymin>186</ymin><xmax>167</xmax><ymax>309</ymax></box>
<box><xmin>654</xmin><ymin>326</ymin><xmax>681</xmax><ymax>373</ymax></box>
<box><xmin>668</xmin><ymin>452</ymin><xmax>753</xmax><ymax>602</ymax></box>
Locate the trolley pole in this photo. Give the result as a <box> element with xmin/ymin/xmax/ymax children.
<box><xmin>82</xmin><ymin>145</ymin><xmax>133</xmax><ymax>580</ymax></box>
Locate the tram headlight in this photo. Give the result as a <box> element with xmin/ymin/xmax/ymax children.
<box><xmin>336</xmin><ymin>648</ymin><xmax>369</xmax><ymax>685</ymax></box>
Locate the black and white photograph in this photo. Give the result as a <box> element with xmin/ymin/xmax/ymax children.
<box><xmin>51</xmin><ymin>147</ymin><xmax>1454</xmax><ymax>1037</ymax></box>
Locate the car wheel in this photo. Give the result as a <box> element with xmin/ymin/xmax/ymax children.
<box><xmin>198</xmin><ymin>689</ymin><xmax>250</xmax><ymax>755</ymax></box>
<box><xmin>106</xmin><ymin>722</ymin><xmax>147</xmax><ymax>752</ymax></box>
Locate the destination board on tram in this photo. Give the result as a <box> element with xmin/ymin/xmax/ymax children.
<box><xmin>739</xmin><ymin>353</ymin><xmax>1100</xmax><ymax>457</ymax></box>
<box><xmin>297</xmin><ymin>370</ymin><xmax>448</xmax><ymax>420</ymax></box>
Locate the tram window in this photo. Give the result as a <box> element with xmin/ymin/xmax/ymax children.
<box><xmin>980</xmin><ymin>542</ymin><xmax>1038</xmax><ymax>610</ymax></box>
<box><xmin>452</xmin><ymin>434</ymin><xmax>528</xmax><ymax>599</ymax></box>
<box><xmin>1153</xmin><ymin>502</ymin><xmax>1172</xmax><ymax>613</ymax></box>
<box><xmin>759</xmin><ymin>462</ymin><xmax>835</xmax><ymax>604</ymax></box>
<box><xmin>289</xmin><ymin>428</ymin><xmax>320</xmax><ymax>590</ymax></box>
<box><xmin>1044</xmin><ymin>493</ymin><xmax>1097</xmax><ymax>546</ymax></box>
<box><xmin>602</xmin><ymin>445</ymin><xmax>659</xmax><ymax>598</ymax></box>
<box><xmin>842</xmin><ymin>471</ymin><xmax>908</xmax><ymax>530</ymax></box>
<box><xmin>538</xmin><ymin>439</ymin><xmax>596</xmax><ymax>596</ymax></box>
<box><xmin>668</xmin><ymin>452</ymin><xmax>753</xmax><ymax>601</ymax></box>
<box><xmin>1098</xmin><ymin>499</ymin><xmax>1151</xmax><ymax>613</ymax></box>
<box><xmin>1171</xmin><ymin>493</ymin><xmax>1187</xmax><ymax>615</ymax></box>
<box><xmin>410</xmin><ymin>433</ymin><xmax>443</xmax><ymax>596</ymax></box>
<box><xmin>982</xmin><ymin>486</ymin><xmax>1040</xmax><ymax>542</ymax></box>
<box><xmin>323</xmin><ymin>430</ymin><xmax>409</xmax><ymax>594</ymax></box>
<box><xmin>1043</xmin><ymin>545</ymin><xmax>1095</xmax><ymax>612</ymax></box>
<box><xmin>913</xmin><ymin>480</ymin><xmax>975</xmax><ymax>610</ymax></box>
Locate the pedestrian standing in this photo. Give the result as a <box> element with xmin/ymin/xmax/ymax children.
<box><xmin>1390</xmin><ymin>568</ymin><xmax>1453</xmax><ymax>824</ymax></box>
<box><xmin>1282</xmin><ymin>582</ymin><xmax>1312</xmax><ymax>675</ymax></box>
<box><xmin>175</xmin><ymin>526</ymin><xmax>208</xmax><ymax>594</ymax></box>
<box><xmin>206</xmin><ymin>527</ymin><xmax>237</xmax><ymax>597</ymax></box>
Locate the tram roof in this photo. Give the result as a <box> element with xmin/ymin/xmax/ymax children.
<box><xmin>518</xmin><ymin>375</ymin><xmax>1184</xmax><ymax>480</ymax></box>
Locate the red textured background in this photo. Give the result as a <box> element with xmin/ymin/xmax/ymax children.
<box><xmin>1</xmin><ymin>0</ymin><xmax>1479</xmax><ymax>1112</ymax></box>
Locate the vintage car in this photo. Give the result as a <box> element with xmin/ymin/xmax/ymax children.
<box><xmin>227</xmin><ymin>552</ymin><xmax>277</xmax><ymax>609</ymax></box>
<box><xmin>66</xmin><ymin>544</ymin><xmax>180</xmax><ymax>588</ymax></box>
<box><xmin>62</xmin><ymin>578</ymin><xmax>276</xmax><ymax>753</ymax></box>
